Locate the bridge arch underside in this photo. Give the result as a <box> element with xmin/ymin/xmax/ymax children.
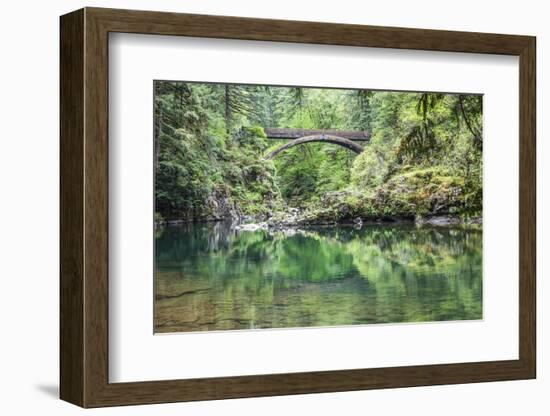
<box><xmin>266</xmin><ymin>135</ymin><xmax>364</xmax><ymax>159</ymax></box>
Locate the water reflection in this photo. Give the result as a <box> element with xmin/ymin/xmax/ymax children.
<box><xmin>155</xmin><ymin>222</ymin><xmax>482</xmax><ymax>333</ymax></box>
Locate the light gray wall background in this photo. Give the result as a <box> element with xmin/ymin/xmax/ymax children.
<box><xmin>0</xmin><ymin>0</ymin><xmax>546</xmax><ymax>414</ymax></box>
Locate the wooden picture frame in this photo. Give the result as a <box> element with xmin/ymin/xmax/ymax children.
<box><xmin>60</xmin><ymin>7</ymin><xmax>536</xmax><ymax>408</ymax></box>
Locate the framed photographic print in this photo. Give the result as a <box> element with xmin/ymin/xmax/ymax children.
<box><xmin>60</xmin><ymin>7</ymin><xmax>536</xmax><ymax>407</ymax></box>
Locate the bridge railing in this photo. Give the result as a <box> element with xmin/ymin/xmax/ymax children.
<box><xmin>264</xmin><ymin>128</ymin><xmax>370</xmax><ymax>141</ymax></box>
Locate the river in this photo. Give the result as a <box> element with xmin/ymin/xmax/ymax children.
<box><xmin>154</xmin><ymin>221</ymin><xmax>482</xmax><ymax>333</ymax></box>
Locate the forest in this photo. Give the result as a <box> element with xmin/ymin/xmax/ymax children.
<box><xmin>154</xmin><ymin>81</ymin><xmax>483</xmax><ymax>226</ymax></box>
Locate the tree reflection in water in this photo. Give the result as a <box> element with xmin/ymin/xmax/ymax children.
<box><xmin>154</xmin><ymin>222</ymin><xmax>482</xmax><ymax>333</ymax></box>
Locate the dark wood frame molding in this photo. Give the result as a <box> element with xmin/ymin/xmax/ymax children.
<box><xmin>60</xmin><ymin>7</ymin><xmax>536</xmax><ymax>408</ymax></box>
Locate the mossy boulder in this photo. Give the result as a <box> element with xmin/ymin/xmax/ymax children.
<box><xmin>377</xmin><ymin>167</ymin><xmax>466</xmax><ymax>217</ymax></box>
<box><xmin>299</xmin><ymin>167</ymin><xmax>470</xmax><ymax>224</ymax></box>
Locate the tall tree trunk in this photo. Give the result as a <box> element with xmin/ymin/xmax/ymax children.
<box><xmin>225</xmin><ymin>85</ymin><xmax>232</xmax><ymax>132</ymax></box>
<box><xmin>154</xmin><ymin>102</ymin><xmax>163</xmax><ymax>174</ymax></box>
<box><xmin>458</xmin><ymin>95</ymin><xmax>482</xmax><ymax>149</ymax></box>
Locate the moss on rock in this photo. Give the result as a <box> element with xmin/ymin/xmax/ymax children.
<box><xmin>299</xmin><ymin>167</ymin><xmax>477</xmax><ymax>224</ymax></box>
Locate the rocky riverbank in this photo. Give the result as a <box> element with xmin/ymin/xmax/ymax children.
<box><xmin>158</xmin><ymin>168</ymin><xmax>482</xmax><ymax>230</ymax></box>
<box><xmin>231</xmin><ymin>206</ymin><xmax>481</xmax><ymax>233</ymax></box>
<box><xmin>158</xmin><ymin>205</ymin><xmax>481</xmax><ymax>231</ymax></box>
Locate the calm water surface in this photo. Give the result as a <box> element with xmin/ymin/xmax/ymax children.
<box><xmin>154</xmin><ymin>222</ymin><xmax>482</xmax><ymax>333</ymax></box>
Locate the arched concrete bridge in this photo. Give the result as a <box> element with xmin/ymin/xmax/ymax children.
<box><xmin>264</xmin><ymin>128</ymin><xmax>370</xmax><ymax>159</ymax></box>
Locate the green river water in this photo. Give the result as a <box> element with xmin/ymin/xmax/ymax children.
<box><xmin>154</xmin><ymin>222</ymin><xmax>482</xmax><ymax>333</ymax></box>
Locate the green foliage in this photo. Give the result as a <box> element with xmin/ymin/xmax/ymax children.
<box><xmin>154</xmin><ymin>81</ymin><xmax>483</xmax><ymax>222</ymax></box>
<box><xmin>155</xmin><ymin>81</ymin><xmax>282</xmax><ymax>220</ymax></box>
<box><xmin>351</xmin><ymin>147</ymin><xmax>390</xmax><ymax>188</ymax></box>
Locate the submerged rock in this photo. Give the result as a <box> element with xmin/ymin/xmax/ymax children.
<box><xmin>415</xmin><ymin>216</ymin><xmax>461</xmax><ymax>226</ymax></box>
<box><xmin>234</xmin><ymin>222</ymin><xmax>268</xmax><ymax>232</ymax></box>
<box><xmin>273</xmin><ymin>228</ymin><xmax>300</xmax><ymax>237</ymax></box>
